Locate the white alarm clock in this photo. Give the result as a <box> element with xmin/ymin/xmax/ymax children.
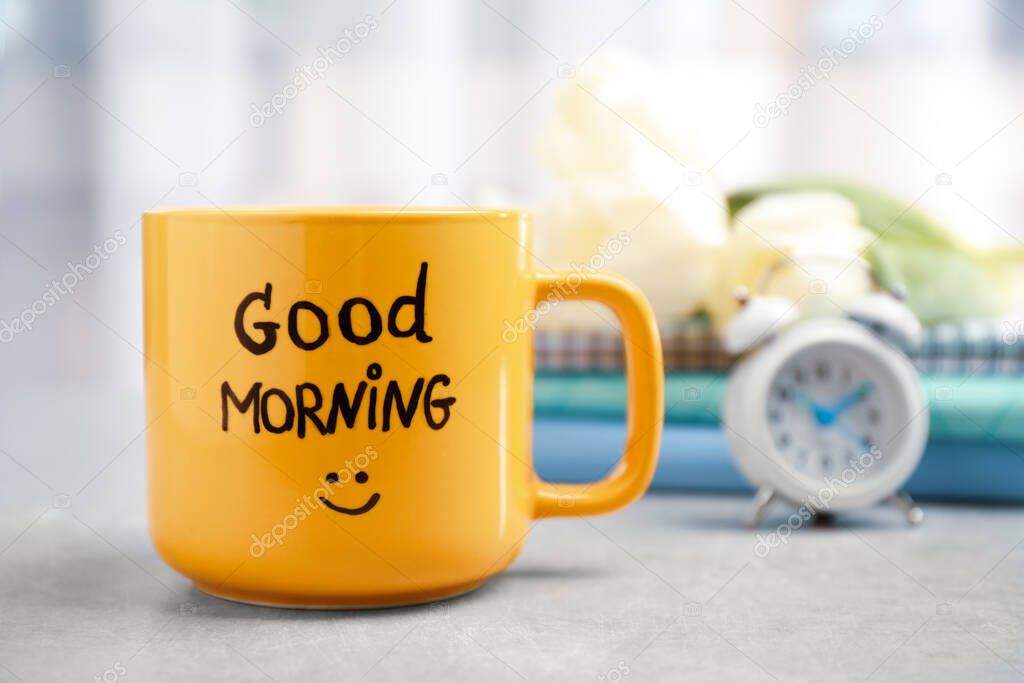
<box><xmin>722</xmin><ymin>256</ymin><xmax>928</xmax><ymax>527</ymax></box>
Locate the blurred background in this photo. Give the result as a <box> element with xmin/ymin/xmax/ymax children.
<box><xmin>4</xmin><ymin>0</ymin><xmax>1024</xmax><ymax>388</ymax></box>
<box><xmin>3</xmin><ymin>0</ymin><xmax>1024</xmax><ymax>518</ymax></box>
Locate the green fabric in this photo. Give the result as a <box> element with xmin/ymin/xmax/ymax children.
<box><xmin>535</xmin><ymin>372</ymin><xmax>1024</xmax><ymax>446</ymax></box>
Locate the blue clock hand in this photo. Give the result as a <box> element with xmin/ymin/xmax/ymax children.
<box><xmin>796</xmin><ymin>390</ymin><xmax>833</xmax><ymax>426</ymax></box>
<box><xmin>836</xmin><ymin>420</ymin><xmax>871</xmax><ymax>454</ymax></box>
<box><xmin>796</xmin><ymin>389</ymin><xmax>814</xmax><ymax>412</ymax></box>
<box><xmin>830</xmin><ymin>381</ymin><xmax>875</xmax><ymax>418</ymax></box>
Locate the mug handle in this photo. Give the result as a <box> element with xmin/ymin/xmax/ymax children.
<box><xmin>532</xmin><ymin>271</ymin><xmax>665</xmax><ymax>518</ymax></box>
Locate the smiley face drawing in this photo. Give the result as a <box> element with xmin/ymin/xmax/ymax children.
<box><xmin>319</xmin><ymin>470</ymin><xmax>380</xmax><ymax>515</ymax></box>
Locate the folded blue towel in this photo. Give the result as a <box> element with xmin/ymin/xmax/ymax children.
<box><xmin>534</xmin><ymin>418</ymin><xmax>1024</xmax><ymax>503</ymax></box>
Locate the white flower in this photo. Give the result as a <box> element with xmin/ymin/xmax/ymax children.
<box><xmin>706</xmin><ymin>191</ymin><xmax>874</xmax><ymax>329</ymax></box>
<box><xmin>534</xmin><ymin>50</ymin><xmax>727</xmax><ymax>327</ymax></box>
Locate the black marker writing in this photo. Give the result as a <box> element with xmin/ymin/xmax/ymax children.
<box><xmin>222</xmin><ymin>263</ymin><xmax>456</xmax><ymax>437</ymax></box>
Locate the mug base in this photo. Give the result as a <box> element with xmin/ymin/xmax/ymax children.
<box><xmin>192</xmin><ymin>576</ymin><xmax>491</xmax><ymax>610</ymax></box>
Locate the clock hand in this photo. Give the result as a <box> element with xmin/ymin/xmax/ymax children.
<box><xmin>796</xmin><ymin>390</ymin><xmax>833</xmax><ymax>426</ymax></box>
<box><xmin>836</xmin><ymin>420</ymin><xmax>871</xmax><ymax>454</ymax></box>
<box><xmin>830</xmin><ymin>381</ymin><xmax>875</xmax><ymax>418</ymax></box>
<box><xmin>796</xmin><ymin>390</ymin><xmax>814</xmax><ymax>412</ymax></box>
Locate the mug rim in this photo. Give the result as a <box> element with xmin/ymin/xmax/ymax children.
<box><xmin>144</xmin><ymin>206</ymin><xmax>527</xmax><ymax>222</ymax></box>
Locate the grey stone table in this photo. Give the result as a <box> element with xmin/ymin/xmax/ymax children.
<box><xmin>1</xmin><ymin>488</ymin><xmax>1022</xmax><ymax>683</ymax></box>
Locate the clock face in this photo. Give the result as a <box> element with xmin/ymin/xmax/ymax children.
<box><xmin>765</xmin><ymin>341</ymin><xmax>910</xmax><ymax>488</ymax></box>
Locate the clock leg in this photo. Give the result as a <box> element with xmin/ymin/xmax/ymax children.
<box><xmin>744</xmin><ymin>487</ymin><xmax>776</xmax><ymax>528</ymax></box>
<box><xmin>889</xmin><ymin>491</ymin><xmax>924</xmax><ymax>525</ymax></box>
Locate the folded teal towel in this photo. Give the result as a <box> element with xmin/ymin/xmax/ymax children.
<box><xmin>535</xmin><ymin>372</ymin><xmax>1024</xmax><ymax>446</ymax></box>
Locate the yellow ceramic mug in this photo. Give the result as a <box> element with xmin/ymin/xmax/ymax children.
<box><xmin>143</xmin><ymin>207</ymin><xmax>663</xmax><ymax>608</ymax></box>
